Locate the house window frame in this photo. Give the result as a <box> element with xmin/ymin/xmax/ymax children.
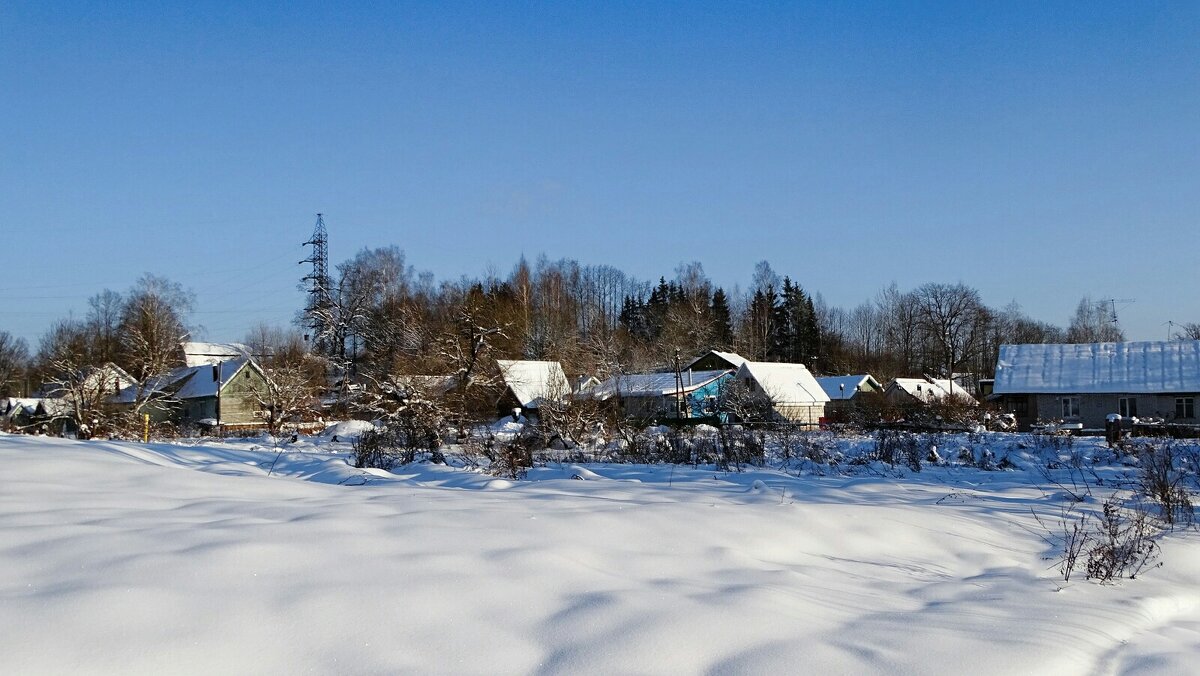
<box><xmin>1177</xmin><ymin>397</ymin><xmax>1195</xmax><ymax>420</ymax></box>
<box><xmin>1061</xmin><ymin>396</ymin><xmax>1080</xmax><ymax>419</ymax></box>
<box><xmin>1119</xmin><ymin>397</ymin><xmax>1137</xmax><ymax>418</ymax></box>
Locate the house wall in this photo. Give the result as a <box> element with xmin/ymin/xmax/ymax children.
<box><xmin>617</xmin><ymin>375</ymin><xmax>733</xmax><ymax>420</ymax></box>
<box><xmin>996</xmin><ymin>394</ymin><xmax>1040</xmax><ymax>431</ymax></box>
<box><xmin>771</xmin><ymin>403</ymin><xmax>826</xmax><ymax>425</ymax></box>
<box><xmin>179</xmin><ymin>397</ymin><xmax>218</xmax><ymax>423</ymax></box>
<box><xmin>1033</xmin><ymin>392</ymin><xmax>1200</xmax><ymax>429</ymax></box>
<box><xmin>619</xmin><ymin>394</ymin><xmax>669</xmax><ymax>418</ymax></box>
<box><xmin>216</xmin><ymin>366</ymin><xmax>271</xmax><ymax>425</ymax></box>
<box><xmin>884</xmin><ymin>387</ymin><xmax>920</xmax><ymax>407</ymax></box>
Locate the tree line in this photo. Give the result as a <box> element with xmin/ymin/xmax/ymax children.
<box><xmin>2</xmin><ymin>249</ymin><xmax>1197</xmax><ymax>411</ymax></box>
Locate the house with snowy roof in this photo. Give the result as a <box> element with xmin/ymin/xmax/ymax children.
<box><xmin>2</xmin><ymin>398</ymin><xmax>41</xmax><ymax>431</ymax></box>
<box><xmin>591</xmin><ymin>369</ymin><xmax>734</xmax><ymax>420</ymax></box>
<box><xmin>115</xmin><ymin>357</ymin><xmax>272</xmax><ymax>429</ymax></box>
<box><xmin>180</xmin><ymin>342</ymin><xmax>261</xmax><ymax>367</ymax></box>
<box><xmin>993</xmin><ymin>340</ymin><xmax>1200</xmax><ymax>431</ymax></box>
<box><xmin>883</xmin><ymin>376</ymin><xmax>977</xmax><ymax>408</ymax></box>
<box><xmin>734</xmin><ymin>361</ymin><xmax>829</xmax><ymax>425</ymax></box>
<box><xmin>816</xmin><ymin>374</ymin><xmax>884</xmax><ymax>415</ymax></box>
<box><xmin>495</xmin><ymin>360</ymin><xmax>571</xmax><ymax>420</ymax></box>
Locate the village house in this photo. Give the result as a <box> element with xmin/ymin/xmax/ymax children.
<box><xmin>591</xmin><ymin>369</ymin><xmax>734</xmax><ymax>420</ymax></box>
<box><xmin>495</xmin><ymin>360</ymin><xmax>571</xmax><ymax>421</ymax></box>
<box><xmin>883</xmin><ymin>376</ymin><xmax>978</xmax><ymax>408</ymax></box>
<box><xmin>115</xmin><ymin>356</ymin><xmax>273</xmax><ymax>430</ymax></box>
<box><xmin>993</xmin><ymin>340</ymin><xmax>1200</xmax><ymax>431</ymax></box>
<box><xmin>734</xmin><ymin>361</ymin><xmax>829</xmax><ymax>425</ymax></box>
<box><xmin>816</xmin><ymin>374</ymin><xmax>884</xmax><ymax>415</ymax></box>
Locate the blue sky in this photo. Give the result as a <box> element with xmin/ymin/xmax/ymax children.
<box><xmin>2</xmin><ymin>1</ymin><xmax>1197</xmax><ymax>346</ymax></box>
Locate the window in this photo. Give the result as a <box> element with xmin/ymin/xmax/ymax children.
<box><xmin>1119</xmin><ymin>397</ymin><xmax>1137</xmax><ymax>417</ymax></box>
<box><xmin>1177</xmin><ymin>397</ymin><xmax>1195</xmax><ymax>420</ymax></box>
<box><xmin>1061</xmin><ymin>397</ymin><xmax>1080</xmax><ymax>418</ymax></box>
<box><xmin>1009</xmin><ymin>398</ymin><xmax>1028</xmax><ymax>416</ymax></box>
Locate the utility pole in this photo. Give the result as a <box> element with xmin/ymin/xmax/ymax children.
<box><xmin>673</xmin><ymin>349</ymin><xmax>685</xmax><ymax>419</ymax></box>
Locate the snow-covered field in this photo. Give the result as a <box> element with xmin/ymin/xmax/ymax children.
<box><xmin>3</xmin><ymin>431</ymin><xmax>1200</xmax><ymax>674</ymax></box>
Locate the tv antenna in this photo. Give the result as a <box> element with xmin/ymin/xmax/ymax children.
<box><xmin>1097</xmin><ymin>298</ymin><xmax>1135</xmax><ymax>324</ymax></box>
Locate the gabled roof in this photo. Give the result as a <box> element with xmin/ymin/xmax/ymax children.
<box><xmin>886</xmin><ymin>377</ymin><xmax>976</xmax><ymax>405</ymax></box>
<box><xmin>683</xmin><ymin>350</ymin><xmax>748</xmax><ymax>371</ymax></box>
<box><xmin>592</xmin><ymin>370</ymin><xmax>732</xmax><ymax>399</ymax></box>
<box><xmin>736</xmin><ymin>361</ymin><xmax>829</xmax><ymax>404</ymax></box>
<box><xmin>3</xmin><ymin>398</ymin><xmax>41</xmax><ymax>420</ymax></box>
<box><xmin>497</xmin><ymin>360</ymin><xmax>570</xmax><ymax>409</ymax></box>
<box><xmin>994</xmin><ymin>340</ymin><xmax>1200</xmax><ymax>394</ymax></box>
<box><xmin>816</xmin><ymin>374</ymin><xmax>882</xmax><ymax>400</ymax></box>
<box><xmin>113</xmin><ymin>357</ymin><xmax>264</xmax><ymax>403</ymax></box>
<box><xmin>181</xmin><ymin>342</ymin><xmax>254</xmax><ymax>367</ymax></box>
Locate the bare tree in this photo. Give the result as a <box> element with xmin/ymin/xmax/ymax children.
<box><xmin>254</xmin><ymin>360</ymin><xmax>320</xmax><ymax>436</ymax></box>
<box><xmin>0</xmin><ymin>331</ymin><xmax>28</xmax><ymax>397</ymax></box>
<box><xmin>1177</xmin><ymin>323</ymin><xmax>1200</xmax><ymax>341</ymax></box>
<box><xmin>912</xmin><ymin>282</ymin><xmax>991</xmax><ymax>385</ymax></box>
<box><xmin>118</xmin><ymin>274</ymin><xmax>192</xmax><ymax>416</ymax></box>
<box><xmin>33</xmin><ymin>320</ymin><xmax>121</xmax><ymax>436</ymax></box>
<box><xmin>1066</xmin><ymin>296</ymin><xmax>1124</xmax><ymax>343</ymax></box>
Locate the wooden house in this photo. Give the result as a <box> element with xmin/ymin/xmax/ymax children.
<box><xmin>115</xmin><ymin>357</ymin><xmax>273</xmax><ymax>430</ymax></box>
<box><xmin>591</xmin><ymin>369</ymin><xmax>734</xmax><ymax>420</ymax></box>
<box><xmin>734</xmin><ymin>361</ymin><xmax>829</xmax><ymax>425</ymax></box>
<box><xmin>993</xmin><ymin>340</ymin><xmax>1200</xmax><ymax>431</ymax></box>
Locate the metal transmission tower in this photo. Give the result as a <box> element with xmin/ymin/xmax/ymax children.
<box><xmin>300</xmin><ymin>214</ymin><xmax>334</xmax><ymax>356</ymax></box>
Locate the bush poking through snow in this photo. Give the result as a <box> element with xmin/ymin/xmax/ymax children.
<box><xmin>1133</xmin><ymin>441</ymin><xmax>1194</xmax><ymax>527</ymax></box>
<box><xmin>873</xmin><ymin>430</ymin><xmax>922</xmax><ymax>472</ymax></box>
<box><xmin>1038</xmin><ymin>498</ymin><xmax>1163</xmax><ymax>584</ymax></box>
<box><xmin>490</xmin><ymin>427</ymin><xmax>536</xmax><ymax>479</ymax></box>
<box><xmin>352</xmin><ymin>428</ymin><xmax>413</xmax><ymax>470</ymax></box>
<box><xmin>1085</xmin><ymin>499</ymin><xmax>1161</xmax><ymax>583</ymax></box>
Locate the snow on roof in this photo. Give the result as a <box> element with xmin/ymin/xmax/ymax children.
<box><xmin>683</xmin><ymin>350</ymin><xmax>748</xmax><ymax>371</ymax></box>
<box><xmin>113</xmin><ymin>357</ymin><xmax>260</xmax><ymax>403</ymax></box>
<box><xmin>393</xmin><ymin>375</ymin><xmax>459</xmax><ymax>397</ymax></box>
<box><xmin>181</xmin><ymin>342</ymin><xmax>254</xmax><ymax>367</ymax></box>
<box><xmin>497</xmin><ymin>360</ymin><xmax>571</xmax><ymax>409</ymax></box>
<box><xmin>994</xmin><ymin>340</ymin><xmax>1200</xmax><ymax>394</ymax></box>
<box><xmin>175</xmin><ymin>358</ymin><xmax>258</xmax><ymax>399</ymax></box>
<box><xmin>887</xmin><ymin>377</ymin><xmax>976</xmax><ymax>405</ymax></box>
<box><xmin>3</xmin><ymin>398</ymin><xmax>42</xmax><ymax>419</ymax></box>
<box><xmin>592</xmin><ymin>370</ymin><xmax>732</xmax><ymax>399</ymax></box>
<box><xmin>816</xmin><ymin>375</ymin><xmax>882</xmax><ymax>400</ymax></box>
<box><xmin>736</xmin><ymin>361</ymin><xmax>830</xmax><ymax>404</ymax></box>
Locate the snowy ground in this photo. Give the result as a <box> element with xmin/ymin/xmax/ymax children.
<box><xmin>2</xmin><ymin>432</ymin><xmax>1200</xmax><ymax>674</ymax></box>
